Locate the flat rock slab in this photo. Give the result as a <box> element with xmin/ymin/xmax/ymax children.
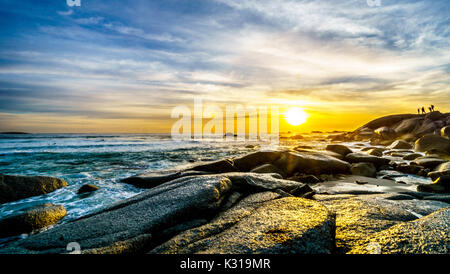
<box><xmin>312</xmin><ymin>175</ymin><xmax>418</xmax><ymax>194</ymax></box>
<box><xmin>151</xmin><ymin>194</ymin><xmax>336</xmax><ymax>254</ymax></box>
<box><xmin>348</xmin><ymin>208</ymin><xmax>450</xmax><ymax>254</ymax></box>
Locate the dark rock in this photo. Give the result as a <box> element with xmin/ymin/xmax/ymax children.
<box><xmin>398</xmin><ymin>133</ymin><xmax>418</xmax><ymax>143</ymax></box>
<box><xmin>349</xmin><ymin>207</ymin><xmax>450</xmax><ymax>254</ymax></box>
<box><xmin>402</xmin><ymin>153</ymin><xmax>423</xmax><ymax>160</ymax></box>
<box><xmin>250</xmin><ymin>164</ymin><xmax>286</xmax><ymax>178</ymax></box>
<box><xmin>378</xmin><ymin>165</ymin><xmax>393</xmax><ymax>171</ymax></box>
<box><xmin>233</xmin><ymin>151</ymin><xmax>282</xmax><ymax>171</ymax></box>
<box><xmin>425</xmin><ymin>111</ymin><xmax>444</xmax><ymax>121</ymax></box>
<box><xmin>414</xmin><ymin>119</ymin><xmax>438</xmax><ymax>136</ymax></box>
<box><xmin>441</xmin><ymin>126</ymin><xmax>450</xmax><ymax>138</ymax></box>
<box><xmin>388</xmin><ymin>140</ymin><xmax>412</xmax><ymax>150</ymax></box>
<box><xmin>414</xmin><ymin>134</ymin><xmax>450</xmax><ymax>154</ymax></box>
<box><xmin>121</xmin><ymin>170</ymin><xmax>211</xmax><ymax>188</ymax></box>
<box><xmin>428</xmin><ymin>162</ymin><xmax>450</xmax><ymax>181</ymax></box>
<box><xmin>0</xmin><ymin>175</ymin><xmax>68</xmax><ymax>204</ymax></box>
<box><xmin>413</xmin><ymin>157</ymin><xmax>447</xmax><ymax>169</ymax></box>
<box><xmin>0</xmin><ymin>204</ymin><xmax>66</xmax><ymax>238</ymax></box>
<box><xmin>287</xmin><ymin>174</ymin><xmax>321</xmax><ymax>184</ymax></box>
<box><xmin>325</xmin><ymin>144</ymin><xmax>352</xmax><ymax>156</ymax></box>
<box><xmin>356</xmin><ymin>114</ymin><xmax>418</xmax><ymax>131</ymax></box>
<box><xmin>366</xmin><ymin>148</ymin><xmax>383</xmax><ymax>157</ymax></box>
<box><xmin>78</xmin><ymin>184</ymin><xmax>99</xmax><ymax>194</ymax></box>
<box><xmin>417</xmin><ymin>175</ymin><xmax>450</xmax><ymax>194</ymax></box>
<box><xmin>394</xmin><ymin>118</ymin><xmax>422</xmax><ymax>134</ymax></box>
<box><xmin>396</xmin><ymin>163</ymin><xmax>422</xmax><ymax>175</ymax></box>
<box><xmin>189</xmin><ymin>159</ymin><xmax>238</xmax><ymax>173</ymax></box>
<box><xmin>374</xmin><ymin>127</ymin><xmax>397</xmax><ymax>140</ymax></box>
<box><xmin>274</xmin><ymin>151</ymin><xmax>350</xmax><ymax>176</ymax></box>
<box><xmin>344</xmin><ymin>153</ymin><xmax>390</xmax><ymax>168</ymax></box>
<box><xmin>350</xmin><ymin>163</ymin><xmax>377</xmax><ymax>178</ymax></box>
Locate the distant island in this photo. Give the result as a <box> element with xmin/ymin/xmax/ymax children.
<box><xmin>0</xmin><ymin>132</ymin><xmax>30</xmax><ymax>134</ymax></box>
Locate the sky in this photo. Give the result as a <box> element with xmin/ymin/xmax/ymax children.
<box><xmin>0</xmin><ymin>0</ymin><xmax>449</xmax><ymax>133</ymax></box>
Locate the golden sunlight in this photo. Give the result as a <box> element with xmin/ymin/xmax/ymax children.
<box><xmin>283</xmin><ymin>107</ymin><xmax>309</xmax><ymax>126</ymax></box>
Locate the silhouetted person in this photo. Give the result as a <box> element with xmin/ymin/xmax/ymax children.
<box><xmin>417</xmin><ymin>108</ymin><xmax>420</xmax><ymax>114</ymax></box>
<box><xmin>429</xmin><ymin>106</ymin><xmax>432</xmax><ymax>112</ymax></box>
<box><xmin>421</xmin><ymin>107</ymin><xmax>426</xmax><ymax>114</ymax></box>
<box><xmin>431</xmin><ymin>105</ymin><xmax>435</xmax><ymax>111</ymax></box>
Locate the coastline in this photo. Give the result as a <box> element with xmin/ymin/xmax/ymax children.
<box><xmin>0</xmin><ymin>112</ymin><xmax>449</xmax><ymax>254</ymax></box>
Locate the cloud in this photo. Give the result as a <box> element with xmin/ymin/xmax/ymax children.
<box><xmin>0</xmin><ymin>0</ymin><xmax>448</xmax><ymax>132</ymax></box>
<box><xmin>57</xmin><ymin>9</ymin><xmax>73</xmax><ymax>16</ymax></box>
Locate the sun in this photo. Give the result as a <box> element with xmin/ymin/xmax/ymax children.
<box><xmin>284</xmin><ymin>107</ymin><xmax>309</xmax><ymax>126</ymax></box>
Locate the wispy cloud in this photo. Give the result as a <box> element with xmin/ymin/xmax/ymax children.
<box><xmin>0</xmin><ymin>0</ymin><xmax>448</xmax><ymax>132</ymax></box>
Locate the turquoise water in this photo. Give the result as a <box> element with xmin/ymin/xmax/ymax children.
<box><xmin>0</xmin><ymin>134</ymin><xmax>265</xmax><ymax>224</ymax></box>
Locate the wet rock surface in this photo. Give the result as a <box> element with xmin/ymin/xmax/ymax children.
<box><xmin>0</xmin><ymin>173</ymin><xmax>314</xmax><ymax>254</ymax></box>
<box><xmin>0</xmin><ymin>175</ymin><xmax>68</xmax><ymax>204</ymax></box>
<box><xmin>0</xmin><ymin>204</ymin><xmax>66</xmax><ymax>238</ymax></box>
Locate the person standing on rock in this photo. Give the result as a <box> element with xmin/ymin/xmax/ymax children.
<box><xmin>431</xmin><ymin>105</ymin><xmax>435</xmax><ymax>111</ymax></box>
<box><xmin>421</xmin><ymin>107</ymin><xmax>426</xmax><ymax>114</ymax></box>
<box><xmin>417</xmin><ymin>108</ymin><xmax>420</xmax><ymax>115</ymax></box>
<box><xmin>429</xmin><ymin>106</ymin><xmax>432</xmax><ymax>112</ymax></box>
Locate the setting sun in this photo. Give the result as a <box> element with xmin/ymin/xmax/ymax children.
<box><xmin>284</xmin><ymin>107</ymin><xmax>309</xmax><ymax>126</ymax></box>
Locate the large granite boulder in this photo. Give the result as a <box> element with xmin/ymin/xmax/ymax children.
<box><xmin>0</xmin><ymin>175</ymin><xmax>68</xmax><ymax>204</ymax></box>
<box><xmin>151</xmin><ymin>195</ymin><xmax>336</xmax><ymax>254</ymax></box>
<box><xmin>374</xmin><ymin>127</ymin><xmax>397</xmax><ymax>140</ymax></box>
<box><xmin>414</xmin><ymin>134</ymin><xmax>450</xmax><ymax>154</ymax></box>
<box><xmin>0</xmin><ymin>204</ymin><xmax>66</xmax><ymax>238</ymax></box>
<box><xmin>413</xmin><ymin>157</ymin><xmax>447</xmax><ymax>169</ymax></box>
<box><xmin>250</xmin><ymin>164</ymin><xmax>286</xmax><ymax>178</ymax></box>
<box><xmin>417</xmin><ymin>175</ymin><xmax>450</xmax><ymax>194</ymax></box>
<box><xmin>428</xmin><ymin>162</ymin><xmax>450</xmax><ymax>181</ymax></box>
<box><xmin>394</xmin><ymin>118</ymin><xmax>422</xmax><ymax>134</ymax></box>
<box><xmin>388</xmin><ymin>140</ymin><xmax>412</xmax><ymax>150</ymax></box>
<box><xmin>325</xmin><ymin>144</ymin><xmax>352</xmax><ymax>157</ymax></box>
<box><xmin>348</xmin><ymin>208</ymin><xmax>450</xmax><ymax>254</ymax></box>
<box><xmin>344</xmin><ymin>153</ymin><xmax>390</xmax><ymax>168</ymax></box>
<box><xmin>273</xmin><ymin>152</ymin><xmax>350</xmax><ymax>176</ymax></box>
<box><xmin>315</xmin><ymin>194</ymin><xmax>449</xmax><ymax>253</ymax></box>
<box><xmin>233</xmin><ymin>151</ymin><xmax>282</xmax><ymax>171</ymax></box>
<box><xmin>350</xmin><ymin>163</ymin><xmax>377</xmax><ymax>178</ymax></box>
<box><xmin>441</xmin><ymin>126</ymin><xmax>450</xmax><ymax>137</ymax></box>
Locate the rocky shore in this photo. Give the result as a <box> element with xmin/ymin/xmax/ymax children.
<box><xmin>1</xmin><ymin>112</ymin><xmax>449</xmax><ymax>254</ymax></box>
